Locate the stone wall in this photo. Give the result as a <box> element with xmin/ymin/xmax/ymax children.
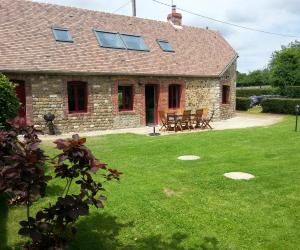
<box><xmin>5</xmin><ymin>62</ymin><xmax>236</xmax><ymax>133</ymax></box>
<box><xmin>219</xmin><ymin>62</ymin><xmax>237</xmax><ymax>119</ymax></box>
<box><xmin>6</xmin><ymin>74</ymin><xmax>114</xmax><ymax>133</ymax></box>
<box><xmin>185</xmin><ymin>78</ymin><xmax>221</xmax><ymax>119</ymax></box>
<box><xmin>185</xmin><ymin>62</ymin><xmax>236</xmax><ymax>120</ymax></box>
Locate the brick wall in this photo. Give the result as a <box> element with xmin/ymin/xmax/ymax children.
<box><xmin>5</xmin><ymin>63</ymin><xmax>236</xmax><ymax>133</ymax></box>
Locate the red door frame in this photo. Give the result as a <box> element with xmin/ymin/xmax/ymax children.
<box><xmin>12</xmin><ymin>80</ymin><xmax>26</xmax><ymax>119</ymax></box>
<box><xmin>145</xmin><ymin>84</ymin><xmax>159</xmax><ymax>125</ymax></box>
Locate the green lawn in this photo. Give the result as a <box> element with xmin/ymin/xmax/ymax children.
<box><xmin>1</xmin><ymin>116</ymin><xmax>300</xmax><ymax>250</ymax></box>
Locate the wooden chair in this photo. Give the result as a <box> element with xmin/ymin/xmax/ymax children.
<box><xmin>177</xmin><ymin>110</ymin><xmax>192</xmax><ymax>131</ymax></box>
<box><xmin>158</xmin><ymin>111</ymin><xmax>176</xmax><ymax>131</ymax></box>
<box><xmin>159</xmin><ymin>111</ymin><xmax>168</xmax><ymax>131</ymax></box>
<box><xmin>191</xmin><ymin>109</ymin><xmax>204</xmax><ymax>128</ymax></box>
<box><xmin>202</xmin><ymin>107</ymin><xmax>209</xmax><ymax>119</ymax></box>
<box><xmin>201</xmin><ymin>110</ymin><xmax>215</xmax><ymax>130</ymax></box>
<box><xmin>166</xmin><ymin>112</ymin><xmax>177</xmax><ymax>131</ymax></box>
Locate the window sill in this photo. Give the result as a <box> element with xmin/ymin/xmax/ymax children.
<box><xmin>118</xmin><ymin>110</ymin><xmax>136</xmax><ymax>115</ymax></box>
<box><xmin>67</xmin><ymin>111</ymin><xmax>89</xmax><ymax>117</ymax></box>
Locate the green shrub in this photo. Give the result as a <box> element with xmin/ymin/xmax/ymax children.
<box><xmin>0</xmin><ymin>74</ymin><xmax>19</xmax><ymax>128</ymax></box>
<box><xmin>285</xmin><ymin>86</ymin><xmax>300</xmax><ymax>98</ymax></box>
<box><xmin>236</xmin><ymin>97</ymin><xmax>251</xmax><ymax>111</ymax></box>
<box><xmin>236</xmin><ymin>87</ymin><xmax>279</xmax><ymax>97</ymax></box>
<box><xmin>237</xmin><ymin>82</ymin><xmax>267</xmax><ymax>87</ymax></box>
<box><xmin>261</xmin><ymin>98</ymin><xmax>300</xmax><ymax>114</ymax></box>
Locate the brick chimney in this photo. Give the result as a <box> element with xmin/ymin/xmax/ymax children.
<box><xmin>167</xmin><ymin>5</ymin><xmax>182</xmax><ymax>26</ymax></box>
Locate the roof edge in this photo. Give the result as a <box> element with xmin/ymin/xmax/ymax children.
<box><xmin>218</xmin><ymin>54</ymin><xmax>238</xmax><ymax>77</ymax></box>
<box><xmin>0</xmin><ymin>69</ymin><xmax>221</xmax><ymax>78</ymax></box>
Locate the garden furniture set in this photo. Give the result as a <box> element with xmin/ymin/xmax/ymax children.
<box><xmin>159</xmin><ymin>108</ymin><xmax>214</xmax><ymax>132</ymax></box>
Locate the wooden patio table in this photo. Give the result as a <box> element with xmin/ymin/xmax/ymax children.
<box><xmin>167</xmin><ymin>112</ymin><xmax>195</xmax><ymax>132</ymax></box>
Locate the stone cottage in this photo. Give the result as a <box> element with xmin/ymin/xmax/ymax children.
<box><xmin>0</xmin><ymin>0</ymin><xmax>237</xmax><ymax>133</ymax></box>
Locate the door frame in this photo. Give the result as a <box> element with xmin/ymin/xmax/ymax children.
<box><xmin>145</xmin><ymin>84</ymin><xmax>159</xmax><ymax>125</ymax></box>
<box><xmin>12</xmin><ymin>79</ymin><xmax>26</xmax><ymax>120</ymax></box>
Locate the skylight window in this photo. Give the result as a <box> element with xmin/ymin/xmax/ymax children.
<box><xmin>94</xmin><ymin>30</ymin><xmax>126</xmax><ymax>49</ymax></box>
<box><xmin>157</xmin><ymin>39</ymin><xmax>175</xmax><ymax>52</ymax></box>
<box><xmin>120</xmin><ymin>34</ymin><xmax>149</xmax><ymax>51</ymax></box>
<box><xmin>52</xmin><ymin>27</ymin><xmax>73</xmax><ymax>42</ymax></box>
<box><xmin>94</xmin><ymin>30</ymin><xmax>150</xmax><ymax>52</ymax></box>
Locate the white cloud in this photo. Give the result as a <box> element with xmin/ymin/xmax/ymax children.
<box><xmin>34</xmin><ymin>0</ymin><xmax>300</xmax><ymax>73</ymax></box>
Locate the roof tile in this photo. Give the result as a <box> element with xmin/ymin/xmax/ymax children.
<box><xmin>0</xmin><ymin>0</ymin><xmax>237</xmax><ymax>77</ymax></box>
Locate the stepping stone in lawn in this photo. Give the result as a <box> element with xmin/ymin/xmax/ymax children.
<box><xmin>177</xmin><ymin>155</ymin><xmax>200</xmax><ymax>161</ymax></box>
<box><xmin>224</xmin><ymin>172</ymin><xmax>255</xmax><ymax>180</ymax></box>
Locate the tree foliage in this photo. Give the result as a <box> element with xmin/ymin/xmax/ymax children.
<box><xmin>0</xmin><ymin>74</ymin><xmax>20</xmax><ymax>128</ymax></box>
<box><xmin>19</xmin><ymin>134</ymin><xmax>122</xmax><ymax>249</ymax></box>
<box><xmin>1</xmin><ymin>120</ymin><xmax>122</xmax><ymax>249</ymax></box>
<box><xmin>237</xmin><ymin>69</ymin><xmax>270</xmax><ymax>87</ymax></box>
<box><xmin>269</xmin><ymin>40</ymin><xmax>300</xmax><ymax>88</ymax></box>
<box><xmin>0</xmin><ymin>118</ymin><xmax>50</xmax><ymax>205</ymax></box>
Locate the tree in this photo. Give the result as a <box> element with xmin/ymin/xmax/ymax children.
<box><xmin>237</xmin><ymin>69</ymin><xmax>271</xmax><ymax>87</ymax></box>
<box><xmin>0</xmin><ymin>74</ymin><xmax>20</xmax><ymax>128</ymax></box>
<box><xmin>269</xmin><ymin>40</ymin><xmax>300</xmax><ymax>89</ymax></box>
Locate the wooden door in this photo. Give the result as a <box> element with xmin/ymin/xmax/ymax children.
<box><xmin>145</xmin><ymin>85</ymin><xmax>159</xmax><ymax>125</ymax></box>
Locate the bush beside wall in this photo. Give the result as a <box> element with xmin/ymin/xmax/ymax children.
<box><xmin>236</xmin><ymin>87</ymin><xmax>279</xmax><ymax>97</ymax></box>
<box><xmin>0</xmin><ymin>74</ymin><xmax>20</xmax><ymax>128</ymax></box>
<box><xmin>261</xmin><ymin>98</ymin><xmax>300</xmax><ymax>114</ymax></box>
<box><xmin>285</xmin><ymin>86</ymin><xmax>300</xmax><ymax>98</ymax></box>
<box><xmin>236</xmin><ymin>97</ymin><xmax>251</xmax><ymax>111</ymax></box>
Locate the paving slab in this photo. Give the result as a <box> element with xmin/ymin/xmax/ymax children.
<box><xmin>224</xmin><ymin>172</ymin><xmax>255</xmax><ymax>180</ymax></box>
<box><xmin>177</xmin><ymin>155</ymin><xmax>200</xmax><ymax>160</ymax></box>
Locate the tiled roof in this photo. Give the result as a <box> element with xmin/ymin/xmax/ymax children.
<box><xmin>0</xmin><ymin>0</ymin><xmax>237</xmax><ymax>77</ymax></box>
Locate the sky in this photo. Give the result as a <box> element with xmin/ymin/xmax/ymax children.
<box><xmin>33</xmin><ymin>0</ymin><xmax>300</xmax><ymax>73</ymax></box>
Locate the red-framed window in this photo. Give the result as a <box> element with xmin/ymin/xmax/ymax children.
<box><xmin>67</xmin><ymin>81</ymin><xmax>88</xmax><ymax>113</ymax></box>
<box><xmin>169</xmin><ymin>84</ymin><xmax>181</xmax><ymax>109</ymax></box>
<box><xmin>222</xmin><ymin>85</ymin><xmax>230</xmax><ymax>104</ymax></box>
<box><xmin>118</xmin><ymin>85</ymin><xmax>133</xmax><ymax>111</ymax></box>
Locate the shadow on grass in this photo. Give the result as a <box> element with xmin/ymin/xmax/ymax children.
<box><xmin>0</xmin><ymin>194</ymin><xmax>9</xmax><ymax>250</ymax></box>
<box><xmin>70</xmin><ymin>213</ymin><xmax>219</xmax><ymax>250</ymax></box>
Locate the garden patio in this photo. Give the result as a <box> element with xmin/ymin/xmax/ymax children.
<box><xmin>40</xmin><ymin>112</ymin><xmax>283</xmax><ymax>139</ymax></box>
<box><xmin>1</xmin><ymin>114</ymin><xmax>300</xmax><ymax>249</ymax></box>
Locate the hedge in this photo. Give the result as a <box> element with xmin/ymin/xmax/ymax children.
<box><xmin>285</xmin><ymin>86</ymin><xmax>300</xmax><ymax>98</ymax></box>
<box><xmin>0</xmin><ymin>74</ymin><xmax>20</xmax><ymax>128</ymax></box>
<box><xmin>261</xmin><ymin>98</ymin><xmax>300</xmax><ymax>114</ymax></box>
<box><xmin>236</xmin><ymin>87</ymin><xmax>279</xmax><ymax>97</ymax></box>
<box><xmin>237</xmin><ymin>82</ymin><xmax>265</xmax><ymax>87</ymax></box>
<box><xmin>236</xmin><ymin>97</ymin><xmax>251</xmax><ymax>111</ymax></box>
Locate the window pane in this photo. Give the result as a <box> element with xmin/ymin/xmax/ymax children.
<box><xmin>68</xmin><ymin>82</ymin><xmax>87</xmax><ymax>112</ymax></box>
<box><xmin>121</xmin><ymin>35</ymin><xmax>149</xmax><ymax>51</ymax></box>
<box><xmin>157</xmin><ymin>40</ymin><xmax>174</xmax><ymax>52</ymax></box>
<box><xmin>222</xmin><ymin>85</ymin><xmax>230</xmax><ymax>104</ymax></box>
<box><xmin>169</xmin><ymin>85</ymin><xmax>180</xmax><ymax>108</ymax></box>
<box><xmin>118</xmin><ymin>88</ymin><xmax>123</xmax><ymax>110</ymax></box>
<box><xmin>68</xmin><ymin>83</ymin><xmax>76</xmax><ymax>111</ymax></box>
<box><xmin>53</xmin><ymin>28</ymin><xmax>72</xmax><ymax>42</ymax></box>
<box><xmin>96</xmin><ymin>31</ymin><xmax>125</xmax><ymax>49</ymax></box>
<box><xmin>118</xmin><ymin>86</ymin><xmax>133</xmax><ymax>110</ymax></box>
<box><xmin>77</xmin><ymin>83</ymin><xmax>86</xmax><ymax>111</ymax></box>
<box><xmin>124</xmin><ymin>86</ymin><xmax>132</xmax><ymax>109</ymax></box>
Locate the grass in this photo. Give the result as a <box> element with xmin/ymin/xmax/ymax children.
<box><xmin>1</xmin><ymin>116</ymin><xmax>300</xmax><ymax>249</ymax></box>
<box><xmin>247</xmin><ymin>106</ymin><xmax>263</xmax><ymax>114</ymax></box>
